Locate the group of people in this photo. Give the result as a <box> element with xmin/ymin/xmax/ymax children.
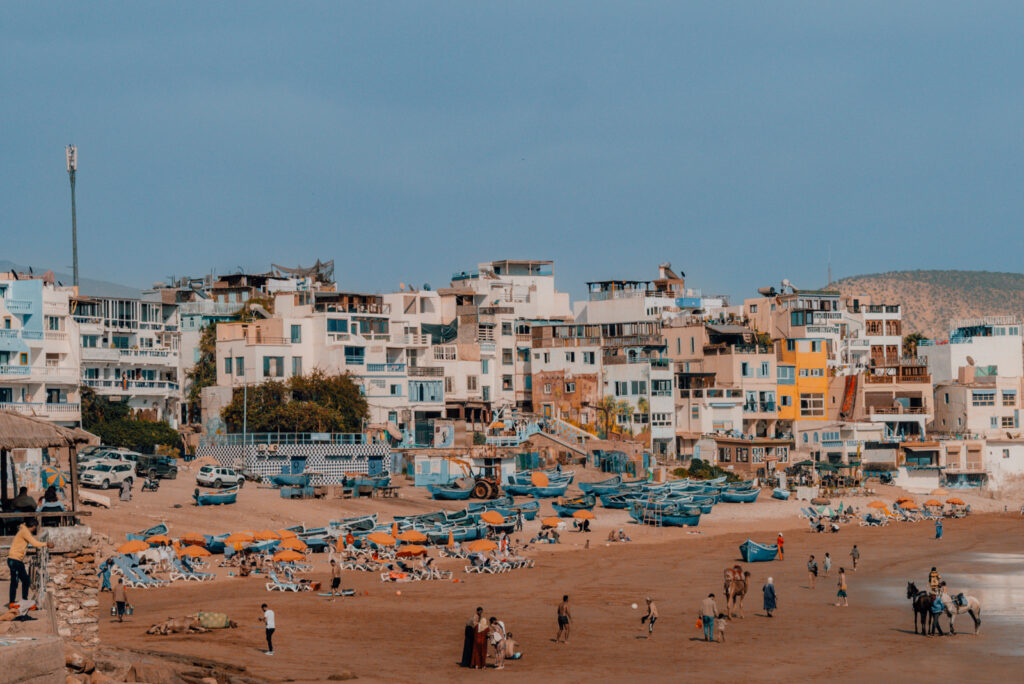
<box><xmin>5</xmin><ymin>485</ymin><xmax>66</xmax><ymax>515</ymax></box>
<box><xmin>806</xmin><ymin>548</ymin><xmax>854</xmax><ymax>606</ymax></box>
<box><xmin>461</xmin><ymin>606</ymin><xmax>522</xmax><ymax>669</ymax></box>
<box><xmin>606</xmin><ymin>528</ymin><xmax>632</xmax><ymax>543</ymax></box>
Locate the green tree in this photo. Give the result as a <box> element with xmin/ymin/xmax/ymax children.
<box><xmin>903</xmin><ymin>332</ymin><xmax>926</xmax><ymax>357</ymax></box>
<box><xmin>185</xmin><ymin>324</ymin><xmax>218</xmax><ymax>422</ymax></box>
<box><xmin>81</xmin><ymin>385</ymin><xmax>180</xmax><ymax>454</ymax></box>
<box><xmin>80</xmin><ymin>385</ymin><xmax>129</xmax><ymax>429</ymax></box>
<box><xmin>220</xmin><ymin>371</ymin><xmax>368</xmax><ymax>433</ymax></box>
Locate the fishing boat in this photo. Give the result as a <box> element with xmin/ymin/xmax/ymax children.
<box><xmin>739</xmin><ymin>539</ymin><xmax>779</xmax><ymax>562</ymax></box>
<box><xmin>726</xmin><ymin>479</ymin><xmax>757</xmax><ymax>490</ymax></box>
<box><xmin>270</xmin><ymin>473</ymin><xmax>309</xmax><ymax>487</ymax></box>
<box><xmin>329</xmin><ymin>514</ymin><xmax>377</xmax><ymax>533</ymax></box>
<box><xmin>771</xmin><ymin>488</ymin><xmax>791</xmax><ymax>501</ymax></box>
<box><xmin>501</xmin><ymin>482</ymin><xmax>536</xmax><ymax>496</ymax></box>
<box><xmin>578</xmin><ymin>475</ymin><xmax>623</xmax><ymax>494</ymax></box>
<box><xmin>599</xmin><ymin>492</ymin><xmax>641</xmax><ymax>509</ymax></box>
<box><xmin>628</xmin><ymin>501</ymin><xmax>701</xmax><ymax>527</ymax></box>
<box><xmin>468</xmin><ymin>496</ymin><xmax>513</xmax><ymax>512</ymax></box>
<box><xmin>126</xmin><ymin>523</ymin><xmax>168</xmax><ymax>541</ymax></box>
<box><xmin>720</xmin><ymin>488</ymin><xmax>761</xmax><ymax>504</ymax></box>
<box><xmin>551</xmin><ymin>494</ymin><xmax>596</xmax><ymax>517</ymax></box>
<box><xmin>507</xmin><ymin>500</ymin><xmax>540</xmax><ymax>520</ymax></box>
<box><xmin>427</xmin><ymin>483</ymin><xmax>474</xmax><ymax>500</ymax></box>
<box><xmin>351</xmin><ymin>474</ymin><xmax>391</xmax><ymax>489</ymax></box>
<box><xmin>527</xmin><ymin>482</ymin><xmax>570</xmax><ymax>498</ymax></box>
<box><xmin>193</xmin><ymin>486</ymin><xmax>239</xmax><ymax>506</ymax></box>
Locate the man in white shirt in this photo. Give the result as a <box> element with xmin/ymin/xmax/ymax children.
<box><xmin>260</xmin><ymin>603</ymin><xmax>275</xmax><ymax>655</ymax></box>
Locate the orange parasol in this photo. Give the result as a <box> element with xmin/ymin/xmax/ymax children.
<box><xmin>900</xmin><ymin>501</ymin><xmax>918</xmax><ymax>510</ymax></box>
<box><xmin>179</xmin><ymin>545</ymin><xmax>211</xmax><ymax>558</ymax></box>
<box><xmin>480</xmin><ymin>511</ymin><xmax>505</xmax><ymax>525</ymax></box>
<box><xmin>391</xmin><ymin>522</ymin><xmax>399</xmax><ymax>536</ymax></box>
<box><xmin>278</xmin><ymin>538</ymin><xmax>308</xmax><ymax>552</ymax></box>
<box><xmin>367</xmin><ymin>532</ymin><xmax>397</xmax><ymax>547</ymax></box>
<box><xmin>467</xmin><ymin>539</ymin><xmax>497</xmax><ymax>553</ymax></box>
<box><xmin>277</xmin><ymin>529</ymin><xmax>298</xmax><ymax>539</ymax></box>
<box><xmin>272</xmin><ymin>549</ymin><xmax>305</xmax><ymax>563</ymax></box>
<box><xmin>541</xmin><ymin>516</ymin><xmax>562</xmax><ymax>527</ymax></box>
<box><xmin>923</xmin><ymin>499</ymin><xmax>942</xmax><ymax>507</ymax></box>
<box><xmin>254</xmin><ymin>529</ymin><xmax>281</xmax><ymax>541</ymax></box>
<box><xmin>117</xmin><ymin>540</ymin><xmax>149</xmax><ymax>554</ymax></box>
<box><xmin>145</xmin><ymin>534</ymin><xmax>172</xmax><ymax>545</ymax></box>
<box><xmin>572</xmin><ymin>509</ymin><xmax>595</xmax><ymax>520</ymax></box>
<box><xmin>178</xmin><ymin>533</ymin><xmax>206</xmax><ymax>546</ymax></box>
<box><xmin>867</xmin><ymin>501</ymin><xmax>887</xmax><ymax>509</ymax></box>
<box><xmin>895</xmin><ymin>496</ymin><xmax>915</xmax><ymax>504</ymax></box>
<box><xmin>225</xmin><ymin>532</ymin><xmax>254</xmax><ymax>544</ymax></box>
<box><xmin>396</xmin><ymin>544</ymin><xmax>428</xmax><ymax>557</ymax></box>
<box><xmin>447</xmin><ymin>531</ymin><xmax>455</xmax><ymax>547</ymax></box>
<box><xmin>946</xmin><ymin>497</ymin><xmax>966</xmax><ymax>506</ymax></box>
<box><xmin>397</xmin><ymin>530</ymin><xmax>427</xmax><ymax>543</ymax></box>
<box><xmin>531</xmin><ymin>471</ymin><xmax>550</xmax><ymax>488</ymax></box>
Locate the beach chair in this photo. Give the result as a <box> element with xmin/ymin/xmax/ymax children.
<box><xmin>380</xmin><ymin>571</ymin><xmax>414</xmax><ymax>582</ymax></box>
<box><xmin>265</xmin><ymin>571</ymin><xmax>301</xmax><ymax>592</ymax></box>
<box><xmin>169</xmin><ymin>558</ymin><xmax>215</xmax><ymax>582</ymax></box>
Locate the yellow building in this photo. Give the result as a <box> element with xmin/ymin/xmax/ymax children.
<box><xmin>777</xmin><ymin>338</ymin><xmax>828</xmax><ymax>422</ymax></box>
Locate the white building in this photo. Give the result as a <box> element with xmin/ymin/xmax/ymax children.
<box><xmin>983</xmin><ymin>439</ymin><xmax>1024</xmax><ymax>490</ymax></box>
<box><xmin>920</xmin><ymin>316</ymin><xmax>1023</xmax><ymax>384</ymax></box>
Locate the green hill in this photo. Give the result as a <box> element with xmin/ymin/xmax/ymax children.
<box><xmin>827</xmin><ymin>270</ymin><xmax>1024</xmax><ymax>339</ymax></box>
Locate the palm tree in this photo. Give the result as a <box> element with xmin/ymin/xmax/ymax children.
<box><xmin>903</xmin><ymin>332</ymin><xmax>926</xmax><ymax>357</ymax></box>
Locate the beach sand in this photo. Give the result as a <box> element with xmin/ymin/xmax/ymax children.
<box><xmin>92</xmin><ymin>471</ymin><xmax>1023</xmax><ymax>682</ymax></box>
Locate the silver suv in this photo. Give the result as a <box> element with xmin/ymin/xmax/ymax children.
<box><xmin>80</xmin><ymin>461</ymin><xmax>137</xmax><ymax>490</ymax></box>
<box><xmin>196</xmin><ymin>465</ymin><xmax>244</xmax><ymax>489</ymax></box>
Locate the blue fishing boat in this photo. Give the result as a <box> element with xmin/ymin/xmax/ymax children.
<box><xmin>508</xmin><ymin>500</ymin><xmax>540</xmax><ymax>520</ymax></box>
<box><xmin>578</xmin><ymin>475</ymin><xmax>623</xmax><ymax>494</ymax></box>
<box><xmin>771</xmin><ymin>488</ymin><xmax>791</xmax><ymax>501</ymax></box>
<box><xmin>527</xmin><ymin>482</ymin><xmax>570</xmax><ymax>498</ymax></box>
<box><xmin>599</xmin><ymin>492</ymin><xmax>641</xmax><ymax>509</ymax></box>
<box><xmin>468</xmin><ymin>496</ymin><xmax>513</xmax><ymax>512</ymax></box>
<box><xmin>193</xmin><ymin>486</ymin><xmax>239</xmax><ymax>506</ymax></box>
<box><xmin>739</xmin><ymin>539</ymin><xmax>779</xmax><ymax>562</ymax></box>
<box><xmin>352</xmin><ymin>474</ymin><xmax>391</xmax><ymax>489</ymax></box>
<box><xmin>720</xmin><ymin>488</ymin><xmax>761</xmax><ymax>504</ymax></box>
<box><xmin>427</xmin><ymin>483</ymin><xmax>474</xmax><ymax>500</ymax></box>
<box><xmin>329</xmin><ymin>514</ymin><xmax>377</xmax><ymax>533</ymax></box>
<box><xmin>270</xmin><ymin>473</ymin><xmax>309</xmax><ymax>487</ymax></box>
<box><xmin>628</xmin><ymin>502</ymin><xmax>701</xmax><ymax>527</ymax></box>
<box><xmin>126</xmin><ymin>523</ymin><xmax>168</xmax><ymax>541</ymax></box>
<box><xmin>552</xmin><ymin>494</ymin><xmax>597</xmax><ymax>517</ymax></box>
<box><xmin>501</xmin><ymin>482</ymin><xmax>536</xmax><ymax>496</ymax></box>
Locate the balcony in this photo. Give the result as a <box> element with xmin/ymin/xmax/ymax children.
<box><xmin>870</xmin><ymin>406</ymin><xmax>928</xmax><ymax>415</ymax></box>
<box><xmin>4</xmin><ymin>299</ymin><xmax>32</xmax><ymax>313</ymax></box>
<box><xmin>397</xmin><ymin>333</ymin><xmax>431</xmax><ymax>346</ymax></box>
<box><xmin>0</xmin><ymin>365</ymin><xmax>30</xmax><ymax>376</ymax></box>
<box><xmin>366</xmin><ymin>363</ymin><xmax>406</xmax><ymax>374</ymax></box>
<box><xmin>39</xmin><ymin>365</ymin><xmax>79</xmax><ymax>383</ymax></box>
<box><xmin>744</xmin><ymin>402</ymin><xmax>777</xmax><ymax>413</ymax></box>
<box><xmin>0</xmin><ymin>402</ymin><xmax>81</xmax><ymax>418</ymax></box>
<box><xmin>83</xmin><ymin>379</ymin><xmax>180</xmax><ymax>393</ymax></box>
<box><xmin>408</xmin><ymin>366</ymin><xmax>444</xmax><ymax>377</ymax></box>
<box><xmin>805</xmin><ymin>325</ymin><xmax>839</xmax><ymax>335</ymax></box>
<box><xmin>326</xmin><ymin>332</ymin><xmax>351</xmax><ymax>344</ymax></box>
<box><xmin>45</xmin><ymin>331</ymin><xmax>69</xmax><ymax>342</ymax></box>
<box><xmin>81</xmin><ymin>347</ymin><xmax>120</xmax><ymax>362</ymax></box>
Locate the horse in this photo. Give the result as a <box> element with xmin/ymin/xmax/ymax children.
<box><xmin>724</xmin><ymin>565</ymin><xmax>751</xmax><ymax>618</ymax></box>
<box><xmin>906</xmin><ymin>581</ymin><xmax>938</xmax><ymax>636</ymax></box>
<box><xmin>941</xmin><ymin>591</ymin><xmax>982</xmax><ymax>634</ymax></box>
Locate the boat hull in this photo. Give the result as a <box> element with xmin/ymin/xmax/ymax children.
<box><xmin>771</xmin><ymin>488</ymin><xmax>790</xmax><ymax>500</ymax></box>
<box><xmin>740</xmin><ymin>539</ymin><xmax>779</xmax><ymax>562</ymax></box>
<box><xmin>427</xmin><ymin>484</ymin><xmax>474</xmax><ymax>500</ymax></box>
<box><xmin>721</xmin><ymin>488</ymin><xmax>761</xmax><ymax>504</ymax></box>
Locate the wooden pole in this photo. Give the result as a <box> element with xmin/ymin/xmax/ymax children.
<box><xmin>0</xmin><ymin>448</ymin><xmax>8</xmax><ymax>511</ymax></box>
<box><xmin>69</xmin><ymin>445</ymin><xmax>80</xmax><ymax>514</ymax></box>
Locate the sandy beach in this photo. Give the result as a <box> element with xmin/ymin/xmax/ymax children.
<box><xmin>92</xmin><ymin>471</ymin><xmax>1024</xmax><ymax>682</ymax></box>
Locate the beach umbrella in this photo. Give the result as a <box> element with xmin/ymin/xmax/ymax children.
<box><xmin>367</xmin><ymin>532</ymin><xmax>396</xmax><ymax>547</ymax></box>
<box><xmin>225</xmin><ymin>532</ymin><xmax>254</xmax><ymax>544</ymax></box>
<box><xmin>391</xmin><ymin>522</ymin><xmax>399</xmax><ymax>536</ymax></box>
<box><xmin>895</xmin><ymin>496</ymin><xmax>914</xmax><ymax>504</ymax></box>
<box><xmin>446</xmin><ymin>532</ymin><xmax>454</xmax><ymax>547</ymax></box>
<box><xmin>541</xmin><ymin>517</ymin><xmax>561</xmax><ymax>528</ymax></box>
<box><xmin>531</xmin><ymin>471</ymin><xmax>550</xmax><ymax>487</ymax></box>
<box><xmin>278</xmin><ymin>538</ymin><xmax>308</xmax><ymax>552</ymax></box>
<box><xmin>178</xmin><ymin>533</ymin><xmax>206</xmax><ymax>546</ymax></box>
<box><xmin>480</xmin><ymin>511</ymin><xmax>505</xmax><ymax>525</ymax></box>
<box><xmin>931</xmin><ymin>488</ymin><xmax>949</xmax><ymax>496</ymax></box>
<box><xmin>923</xmin><ymin>499</ymin><xmax>942</xmax><ymax>507</ymax></box>
<box><xmin>491</xmin><ymin>421</ymin><xmax>506</xmax><ymax>429</ymax></box>
<box><xmin>146</xmin><ymin>534</ymin><xmax>172</xmax><ymax>545</ymax></box>
<box><xmin>867</xmin><ymin>501</ymin><xmax>887</xmax><ymax>509</ymax></box>
<box><xmin>946</xmin><ymin>497</ymin><xmax>966</xmax><ymax>506</ymax></box>
<box><xmin>273</xmin><ymin>549</ymin><xmax>305</xmax><ymax>563</ymax></box>
<box><xmin>180</xmin><ymin>545</ymin><xmax>211</xmax><ymax>558</ymax></box>
<box><xmin>467</xmin><ymin>539</ymin><xmax>497</xmax><ymax>553</ymax></box>
<box><xmin>117</xmin><ymin>540</ymin><xmax>149</xmax><ymax>554</ymax></box>
<box><xmin>397</xmin><ymin>530</ymin><xmax>427</xmax><ymax>543</ymax></box>
<box><xmin>901</xmin><ymin>501</ymin><xmax>918</xmax><ymax>510</ymax></box>
<box><xmin>277</xmin><ymin>529</ymin><xmax>298</xmax><ymax>539</ymax></box>
<box><xmin>572</xmin><ymin>510</ymin><xmax>595</xmax><ymax>520</ymax></box>
<box><xmin>41</xmin><ymin>466</ymin><xmax>67</xmax><ymax>489</ymax></box>
<box><xmin>396</xmin><ymin>544</ymin><xmax>428</xmax><ymax>557</ymax></box>
<box><xmin>811</xmin><ymin>498</ymin><xmax>831</xmax><ymax>506</ymax></box>
<box><xmin>254</xmin><ymin>529</ymin><xmax>281</xmax><ymax>541</ymax></box>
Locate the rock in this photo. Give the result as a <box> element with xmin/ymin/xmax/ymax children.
<box><xmin>74</xmin><ymin>555</ymin><xmax>96</xmax><ymax>564</ymax></box>
<box><xmin>67</xmin><ymin>675</ymin><xmax>87</xmax><ymax>684</ymax></box>
<box><xmin>89</xmin><ymin>671</ymin><xmax>117</xmax><ymax>684</ymax></box>
<box><xmin>65</xmin><ymin>646</ymin><xmax>96</xmax><ymax>673</ymax></box>
<box><xmin>82</xmin><ymin>599</ymin><xmax>100</xmax><ymax>608</ymax></box>
<box><xmin>126</xmin><ymin>661</ymin><xmax>181</xmax><ymax>684</ymax></box>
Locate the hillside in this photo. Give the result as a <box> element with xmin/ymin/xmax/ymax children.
<box><xmin>826</xmin><ymin>270</ymin><xmax>1024</xmax><ymax>339</ymax></box>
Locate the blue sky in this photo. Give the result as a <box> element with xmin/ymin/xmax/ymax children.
<box><xmin>3</xmin><ymin>2</ymin><xmax>1023</xmax><ymax>301</ymax></box>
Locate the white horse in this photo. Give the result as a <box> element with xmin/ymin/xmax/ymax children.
<box><xmin>940</xmin><ymin>591</ymin><xmax>982</xmax><ymax>634</ymax></box>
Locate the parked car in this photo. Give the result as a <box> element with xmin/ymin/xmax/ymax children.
<box><xmin>80</xmin><ymin>461</ymin><xmax>137</xmax><ymax>490</ymax></box>
<box><xmin>136</xmin><ymin>454</ymin><xmax>178</xmax><ymax>480</ymax></box>
<box><xmin>196</xmin><ymin>466</ymin><xmax>244</xmax><ymax>489</ymax></box>
<box><xmin>77</xmin><ymin>449</ymin><xmax>138</xmax><ymax>473</ymax></box>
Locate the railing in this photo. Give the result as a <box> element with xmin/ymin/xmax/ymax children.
<box><xmin>479</xmin><ymin>341</ymin><xmax>496</xmax><ymax>352</ymax></box>
<box><xmin>0</xmin><ymin>365</ymin><xmax>30</xmax><ymax>376</ymax></box>
<box><xmin>248</xmin><ymin>336</ymin><xmax>289</xmax><ymax>345</ymax></box>
<box><xmin>43</xmin><ymin>302</ymin><xmax>67</xmax><ymax>314</ymax></box>
<box><xmin>0</xmin><ymin>402</ymin><xmax>81</xmax><ymax>416</ymax></box>
<box><xmin>397</xmin><ymin>334</ymin><xmax>430</xmax><ymax>346</ymax></box>
<box><xmin>366</xmin><ymin>363</ymin><xmax>406</xmax><ymax>373</ymax></box>
<box><xmin>120</xmin><ymin>348</ymin><xmax>175</xmax><ymax>359</ymax></box>
<box><xmin>44</xmin><ymin>331</ymin><xmax>68</xmax><ymax>341</ymax></box>
<box><xmin>408</xmin><ymin>366</ymin><xmax>444</xmax><ymax>377</ymax></box>
<box><xmin>864</xmin><ymin>373</ymin><xmax>930</xmax><ymax>384</ymax></box>
<box><xmin>83</xmin><ymin>379</ymin><xmax>180</xmax><ymax>391</ymax></box>
<box><xmin>178</xmin><ymin>301</ymin><xmax>245</xmax><ymax>316</ymax></box>
<box><xmin>870</xmin><ymin>406</ymin><xmax>928</xmax><ymax>415</ymax></box>
<box><xmin>0</xmin><ymin>329</ymin><xmax>18</xmax><ymax>339</ymax></box>
<box><xmin>204</xmin><ymin>432</ymin><xmax>367</xmax><ymax>446</ymax></box>
<box><xmin>4</xmin><ymin>299</ymin><xmax>32</xmax><ymax>312</ymax></box>
<box><xmin>81</xmin><ymin>347</ymin><xmax>120</xmax><ymax>361</ymax></box>
<box><xmin>21</xmin><ymin>331</ymin><xmax>43</xmax><ymax>340</ymax></box>
<box><xmin>326</xmin><ymin>332</ymin><xmax>351</xmax><ymax>343</ymax></box>
<box><xmin>805</xmin><ymin>325</ymin><xmax>839</xmax><ymax>335</ymax></box>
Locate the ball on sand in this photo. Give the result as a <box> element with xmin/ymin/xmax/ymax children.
<box><xmin>631</xmin><ymin>603</ymin><xmax>638</xmax><ymax>610</ymax></box>
<box><xmin>396</xmin><ymin>590</ymin><xmax>402</xmax><ymax>596</ymax></box>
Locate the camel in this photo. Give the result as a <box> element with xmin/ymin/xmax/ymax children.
<box><xmin>147</xmin><ymin>616</ymin><xmax>209</xmax><ymax>635</ymax></box>
<box><xmin>724</xmin><ymin>565</ymin><xmax>751</xmax><ymax>618</ymax></box>
<box><xmin>941</xmin><ymin>591</ymin><xmax>982</xmax><ymax>634</ymax></box>
<box><xmin>906</xmin><ymin>581</ymin><xmax>942</xmax><ymax>636</ymax></box>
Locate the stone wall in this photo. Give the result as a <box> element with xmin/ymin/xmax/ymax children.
<box><xmin>46</xmin><ymin>534</ymin><xmax>101</xmax><ymax>647</ymax></box>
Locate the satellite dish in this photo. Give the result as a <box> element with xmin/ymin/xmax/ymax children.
<box><xmin>966</xmin><ymin>356</ymin><xmax>975</xmax><ymax>366</ymax></box>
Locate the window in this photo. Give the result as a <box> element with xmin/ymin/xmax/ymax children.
<box><xmin>652</xmin><ymin>379</ymin><xmax>671</xmax><ymax>396</ymax></box>
<box><xmin>263</xmin><ymin>356</ymin><xmax>284</xmax><ymax>377</ymax></box>
<box><xmin>750</xmin><ymin>304</ymin><xmax>758</xmax><ymax>313</ymax></box>
<box><xmin>615</xmin><ymin>381</ymin><xmax>628</xmax><ymax>395</ymax></box>
<box><xmin>776</xmin><ymin>447</ymin><xmax>789</xmax><ymax>463</ymax></box>
<box><xmin>741</xmin><ymin>362</ymin><xmax>752</xmax><ymax>377</ymax></box>
<box><xmin>327</xmin><ymin>319</ymin><xmax>348</xmax><ymax>333</ymax></box>
<box><xmin>290</xmin><ymin>325</ymin><xmax>302</xmax><ymax>343</ymax></box>
<box><xmin>224</xmin><ymin>357</ymin><xmax>232</xmax><ymax>374</ymax></box>
<box><xmin>652</xmin><ymin>412</ymin><xmax>671</xmax><ymax>427</ymax></box>
<box><xmin>718</xmin><ymin>447</ymin><xmax>731</xmax><ymax>463</ymax></box>
<box><xmin>502</xmin><ymin>375</ymin><xmax>513</xmax><ymax>391</ymax></box>
<box><xmin>2</xmin><ymin>317</ymin><xmax>9</xmax><ymax>329</ymax></box>
<box><xmin>565</xmin><ymin>382</ymin><xmax>576</xmax><ymax>393</ymax></box>
<box><xmin>944</xmin><ymin>393</ymin><xmax>949</xmax><ymax>405</ymax></box>
<box><xmin>803</xmin><ymin>433</ymin><xmax>808</xmax><ymax>443</ymax></box>
<box><xmin>736</xmin><ymin>447</ymin><xmax>749</xmax><ymax>462</ymax></box>
<box><xmin>676</xmin><ymin>338</ymin><xmax>681</xmax><ymax>354</ymax></box>
<box><xmin>972</xmin><ymin>391</ymin><xmax>995</xmax><ymax>407</ymax></box>
<box><xmin>81</xmin><ymin>335</ymin><xmax>98</xmax><ymax>348</ymax></box>
<box><xmin>502</xmin><ymin>348</ymin><xmax>513</xmax><ymax>365</ymax></box>
<box><xmin>791</xmin><ymin>311</ymin><xmax>805</xmax><ymax>326</ymax></box>
<box><xmin>691</xmin><ymin>405</ymin><xmax>699</xmax><ymax>419</ymax></box>
<box><xmin>481</xmin><ymin>359</ymin><xmax>489</xmax><ymax>374</ymax></box>
<box><xmin>1003</xmin><ymin>391</ymin><xmax>1017</xmax><ymax>407</ymax></box>
<box><xmin>565</xmin><ymin>351</ymin><xmax>575</xmax><ymax>363</ymax></box>
<box><xmin>787</xmin><ymin>340</ymin><xmax>796</xmax><ymax>351</ymax></box>
<box><xmin>434</xmin><ymin>346</ymin><xmax>457</xmax><ymax>361</ymax></box>
<box><xmin>501</xmin><ymin>322</ymin><xmax>512</xmax><ymax>336</ymax></box>
<box><xmin>390</xmin><ymin>384</ymin><xmax>401</xmax><ymax>396</ymax></box>
<box><xmin>1004</xmin><ymin>449</ymin><xmax>1011</xmax><ymax>459</ymax></box>
<box><xmin>444</xmin><ymin>376</ymin><xmax>454</xmax><ymax>393</ymax></box>
<box><xmin>46</xmin><ymin>316</ymin><xmax>60</xmax><ymax>331</ymax></box>
<box><xmin>84</xmin><ymin>367</ymin><xmax>99</xmax><ymax>379</ymax></box>
<box><xmin>467</xmin><ymin>375</ymin><xmax>478</xmax><ymax>391</ymax></box>
<box><xmin>235</xmin><ymin>357</ymin><xmax>244</xmax><ymax>375</ymax></box>
<box><xmin>752</xmin><ymin>447</ymin><xmax>765</xmax><ymax>463</ymax></box>
<box><xmin>292</xmin><ymin>357</ymin><xmax>302</xmax><ymax>376</ymax></box>
<box><xmin>1002</xmin><ymin>416</ymin><xmax>1016</xmax><ymax>428</ymax></box>
<box><xmin>690</xmin><ymin>338</ymin><xmax>695</xmax><ymax>354</ymax></box>
<box><xmin>811</xmin><ymin>341</ymin><xmax>820</xmax><ymax>352</ymax></box>
<box><xmin>344</xmin><ymin>346</ymin><xmax>365</xmax><ymax>365</ymax></box>
<box><xmin>482</xmin><ymin>386</ymin><xmax>490</xmax><ymax>401</ymax></box>
<box><xmin>543</xmin><ymin>353</ymin><xmax>550</xmax><ymax>363</ymax></box>
<box><xmin>759</xmin><ymin>362</ymin><xmax>770</xmax><ymax>377</ymax></box>
<box><xmin>991</xmin><ymin>417</ymin><xmax>999</xmax><ymax>428</ymax></box>
<box><xmin>583</xmin><ymin>351</ymin><xmax>595</xmax><ymax>364</ymax></box>
<box><xmin>799</xmin><ymin>393</ymin><xmax>825</xmax><ymax>417</ymax></box>
<box><xmin>543</xmin><ymin>383</ymin><xmax>552</xmax><ymax>395</ymax></box>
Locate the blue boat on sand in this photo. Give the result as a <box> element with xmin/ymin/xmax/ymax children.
<box><xmin>126</xmin><ymin>523</ymin><xmax>168</xmax><ymax>541</ymax></box>
<box><xmin>740</xmin><ymin>539</ymin><xmax>779</xmax><ymax>562</ymax></box>
<box><xmin>771</xmin><ymin>488</ymin><xmax>790</xmax><ymax>500</ymax></box>
<box><xmin>552</xmin><ymin>495</ymin><xmax>596</xmax><ymax>517</ymax></box>
<box><xmin>427</xmin><ymin>483</ymin><xmax>474</xmax><ymax>500</ymax></box>
<box><xmin>721</xmin><ymin>488</ymin><xmax>761</xmax><ymax>504</ymax></box>
<box><xmin>194</xmin><ymin>486</ymin><xmax>239</xmax><ymax>506</ymax></box>
<box><xmin>628</xmin><ymin>501</ymin><xmax>701</xmax><ymax>527</ymax></box>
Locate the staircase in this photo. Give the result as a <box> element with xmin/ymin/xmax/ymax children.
<box><xmin>484</xmin><ymin>412</ymin><xmax>597</xmax><ymax>455</ymax></box>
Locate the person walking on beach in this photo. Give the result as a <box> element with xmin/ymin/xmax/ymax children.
<box><xmin>471</xmin><ymin>612</ymin><xmax>489</xmax><ymax>668</ymax></box>
<box><xmin>850</xmin><ymin>545</ymin><xmax>860</xmax><ymax>571</ymax></box>
<box><xmin>823</xmin><ymin>552</ymin><xmax>832</xmax><ymax>577</ymax></box>
<box><xmin>935</xmin><ymin>517</ymin><xmax>943</xmax><ymax>539</ymax></box>
<box><xmin>489</xmin><ymin>617</ymin><xmax>506</xmax><ymax>669</ymax></box>
<box><xmin>7</xmin><ymin>519</ymin><xmax>53</xmax><ymax>606</ymax></box>
<box><xmin>112</xmin><ymin>578</ymin><xmax>129</xmax><ymax>622</ymax></box>
<box><xmin>776</xmin><ymin>533</ymin><xmax>784</xmax><ymax>559</ymax></box>
<box><xmin>329</xmin><ymin>560</ymin><xmax>342</xmax><ymax>598</ymax></box>
<box><xmin>556</xmin><ymin>595</ymin><xmax>572</xmax><ymax>643</ymax></box>
<box><xmin>700</xmin><ymin>594</ymin><xmax>718</xmax><ymax>642</ymax></box>
<box><xmin>641</xmin><ymin>597</ymin><xmax>658</xmax><ymax>637</ymax></box>
<box><xmin>762</xmin><ymin>577</ymin><xmax>777</xmax><ymax>617</ymax></box>
<box><xmin>807</xmin><ymin>555</ymin><xmax>818</xmax><ymax>589</ymax></box>
<box><xmin>462</xmin><ymin>607</ymin><xmax>483</xmax><ymax>667</ymax></box>
<box><xmin>835</xmin><ymin>568</ymin><xmax>848</xmax><ymax>607</ymax></box>
<box><xmin>515</xmin><ymin>511</ymin><xmax>524</xmax><ymax>532</ymax></box>
<box><xmin>260</xmin><ymin>603</ymin><xmax>275</xmax><ymax>656</ymax></box>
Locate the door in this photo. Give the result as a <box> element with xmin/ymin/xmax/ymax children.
<box><xmin>290</xmin><ymin>457</ymin><xmax>307</xmax><ymax>474</ymax></box>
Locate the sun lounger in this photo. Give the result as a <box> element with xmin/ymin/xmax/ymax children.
<box><xmin>170</xmin><ymin>558</ymin><xmax>215</xmax><ymax>582</ymax></box>
<box><xmin>265</xmin><ymin>571</ymin><xmax>301</xmax><ymax>592</ymax></box>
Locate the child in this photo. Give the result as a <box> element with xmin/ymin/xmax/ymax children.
<box><xmin>835</xmin><ymin>568</ymin><xmax>849</xmax><ymax>607</ymax></box>
<box><xmin>641</xmin><ymin>597</ymin><xmax>658</xmax><ymax>638</ymax></box>
<box><xmin>716</xmin><ymin>613</ymin><xmax>729</xmax><ymax>643</ymax></box>
<box><xmin>823</xmin><ymin>552</ymin><xmax>832</xmax><ymax>577</ymax></box>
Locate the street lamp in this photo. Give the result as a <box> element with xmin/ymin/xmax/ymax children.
<box><xmin>65</xmin><ymin>145</ymin><xmax>79</xmax><ymax>288</ymax></box>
